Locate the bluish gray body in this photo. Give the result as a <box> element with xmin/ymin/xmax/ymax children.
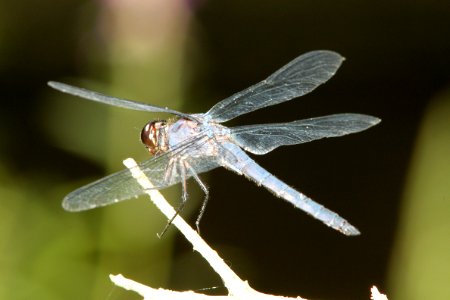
<box><xmin>165</xmin><ymin>116</ymin><xmax>359</xmax><ymax>235</ymax></box>
<box><xmin>48</xmin><ymin>50</ymin><xmax>380</xmax><ymax>236</ymax></box>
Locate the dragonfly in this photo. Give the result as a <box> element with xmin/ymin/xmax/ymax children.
<box><xmin>49</xmin><ymin>50</ymin><xmax>380</xmax><ymax>236</ymax></box>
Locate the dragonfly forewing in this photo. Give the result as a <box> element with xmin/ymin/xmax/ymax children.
<box><xmin>205</xmin><ymin>51</ymin><xmax>344</xmax><ymax>123</ymax></box>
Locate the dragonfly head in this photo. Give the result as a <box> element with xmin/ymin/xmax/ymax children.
<box><xmin>141</xmin><ymin>120</ymin><xmax>168</xmax><ymax>155</ymax></box>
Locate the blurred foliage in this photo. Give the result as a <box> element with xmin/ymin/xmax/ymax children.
<box><xmin>388</xmin><ymin>89</ymin><xmax>450</xmax><ymax>299</ymax></box>
<box><xmin>2</xmin><ymin>1</ymin><xmax>195</xmax><ymax>299</ymax></box>
<box><xmin>0</xmin><ymin>161</ymin><xmax>96</xmax><ymax>299</ymax></box>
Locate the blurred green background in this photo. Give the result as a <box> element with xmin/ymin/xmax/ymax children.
<box><xmin>1</xmin><ymin>0</ymin><xmax>450</xmax><ymax>299</ymax></box>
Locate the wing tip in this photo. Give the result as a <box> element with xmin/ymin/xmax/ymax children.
<box><xmin>48</xmin><ymin>81</ymin><xmax>72</xmax><ymax>93</ymax></box>
<box><xmin>364</xmin><ymin>115</ymin><xmax>382</xmax><ymax>127</ymax></box>
<box><xmin>62</xmin><ymin>199</ymin><xmax>78</xmax><ymax>212</ymax></box>
<box><xmin>62</xmin><ymin>195</ymin><xmax>94</xmax><ymax>212</ymax></box>
<box><xmin>47</xmin><ymin>81</ymin><xmax>60</xmax><ymax>89</ymax></box>
<box><xmin>310</xmin><ymin>50</ymin><xmax>345</xmax><ymax>65</ymax></box>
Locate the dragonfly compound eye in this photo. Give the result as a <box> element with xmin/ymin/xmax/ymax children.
<box><xmin>141</xmin><ymin>121</ymin><xmax>167</xmax><ymax>155</ymax></box>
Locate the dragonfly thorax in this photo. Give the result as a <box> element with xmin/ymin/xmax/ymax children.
<box><xmin>141</xmin><ymin>120</ymin><xmax>169</xmax><ymax>155</ymax></box>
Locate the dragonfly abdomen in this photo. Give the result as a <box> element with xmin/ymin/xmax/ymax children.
<box><xmin>228</xmin><ymin>150</ymin><xmax>360</xmax><ymax>236</ymax></box>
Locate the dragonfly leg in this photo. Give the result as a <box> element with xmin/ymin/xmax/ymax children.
<box><xmin>163</xmin><ymin>157</ymin><xmax>176</xmax><ymax>183</ymax></box>
<box><xmin>158</xmin><ymin>160</ymin><xmax>188</xmax><ymax>238</ymax></box>
<box><xmin>185</xmin><ymin>163</ymin><xmax>209</xmax><ymax>234</ymax></box>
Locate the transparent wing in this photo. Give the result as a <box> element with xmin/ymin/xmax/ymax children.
<box><xmin>205</xmin><ymin>51</ymin><xmax>344</xmax><ymax>123</ymax></box>
<box><xmin>62</xmin><ymin>133</ymin><xmax>221</xmax><ymax>211</ymax></box>
<box><xmin>48</xmin><ymin>81</ymin><xmax>192</xmax><ymax>119</ymax></box>
<box><xmin>230</xmin><ymin>114</ymin><xmax>381</xmax><ymax>155</ymax></box>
